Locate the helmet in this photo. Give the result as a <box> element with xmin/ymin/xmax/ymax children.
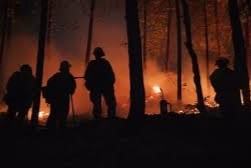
<box><xmin>20</xmin><ymin>64</ymin><xmax>32</xmax><ymax>73</ymax></box>
<box><xmin>60</xmin><ymin>60</ymin><xmax>71</xmax><ymax>71</ymax></box>
<box><xmin>93</xmin><ymin>47</ymin><xmax>105</xmax><ymax>57</ymax></box>
<box><xmin>215</xmin><ymin>57</ymin><xmax>229</xmax><ymax>68</ymax></box>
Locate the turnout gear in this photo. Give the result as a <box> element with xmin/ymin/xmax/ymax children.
<box><xmin>45</xmin><ymin>61</ymin><xmax>76</xmax><ymax>129</ymax></box>
<box><xmin>210</xmin><ymin>58</ymin><xmax>241</xmax><ymax>120</ymax></box>
<box><xmin>4</xmin><ymin>65</ymin><xmax>36</xmax><ymax>122</ymax></box>
<box><xmin>84</xmin><ymin>47</ymin><xmax>116</xmax><ymax>119</ymax></box>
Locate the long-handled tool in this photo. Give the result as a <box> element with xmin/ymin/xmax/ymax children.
<box><xmin>74</xmin><ymin>76</ymin><xmax>84</xmax><ymax>79</ymax></box>
<box><xmin>70</xmin><ymin>94</ymin><xmax>77</xmax><ymax>126</ymax></box>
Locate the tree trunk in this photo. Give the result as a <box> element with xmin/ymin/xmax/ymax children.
<box><xmin>228</xmin><ymin>0</ymin><xmax>250</xmax><ymax>108</ymax></box>
<box><xmin>180</xmin><ymin>0</ymin><xmax>206</xmax><ymax>113</ymax></box>
<box><xmin>204</xmin><ymin>0</ymin><xmax>210</xmax><ymax>94</ymax></box>
<box><xmin>47</xmin><ymin>0</ymin><xmax>53</xmax><ymax>45</ymax></box>
<box><xmin>31</xmin><ymin>0</ymin><xmax>49</xmax><ymax>127</ymax></box>
<box><xmin>85</xmin><ymin>0</ymin><xmax>96</xmax><ymax>65</ymax></box>
<box><xmin>46</xmin><ymin>0</ymin><xmax>54</xmax><ymax>59</ymax></box>
<box><xmin>143</xmin><ymin>0</ymin><xmax>148</xmax><ymax>70</ymax></box>
<box><xmin>247</xmin><ymin>0</ymin><xmax>251</xmax><ymax>12</ymax></box>
<box><xmin>0</xmin><ymin>0</ymin><xmax>8</xmax><ymax>94</ymax></box>
<box><xmin>6</xmin><ymin>0</ymin><xmax>14</xmax><ymax>53</ymax></box>
<box><xmin>245</xmin><ymin>20</ymin><xmax>250</xmax><ymax>69</ymax></box>
<box><xmin>126</xmin><ymin>0</ymin><xmax>145</xmax><ymax>119</ymax></box>
<box><xmin>176</xmin><ymin>0</ymin><xmax>182</xmax><ymax>102</ymax></box>
<box><xmin>165</xmin><ymin>1</ymin><xmax>172</xmax><ymax>72</ymax></box>
<box><xmin>214</xmin><ymin>0</ymin><xmax>221</xmax><ymax>57</ymax></box>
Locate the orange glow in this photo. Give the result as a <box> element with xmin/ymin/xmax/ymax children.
<box><xmin>152</xmin><ymin>85</ymin><xmax>162</xmax><ymax>94</ymax></box>
<box><xmin>38</xmin><ymin>111</ymin><xmax>49</xmax><ymax>120</ymax></box>
<box><xmin>0</xmin><ymin>34</ymin><xmax>230</xmax><ymax>118</ymax></box>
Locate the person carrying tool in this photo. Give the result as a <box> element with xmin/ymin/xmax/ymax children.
<box><xmin>84</xmin><ymin>47</ymin><xmax>117</xmax><ymax>120</ymax></box>
<box><xmin>45</xmin><ymin>60</ymin><xmax>76</xmax><ymax>129</ymax></box>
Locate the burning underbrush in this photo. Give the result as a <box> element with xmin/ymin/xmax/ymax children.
<box><xmin>0</xmin><ymin>71</ymin><xmax>221</xmax><ymax>125</ymax></box>
<box><xmin>0</xmin><ymin>35</ymin><xmax>222</xmax><ymax>125</ymax></box>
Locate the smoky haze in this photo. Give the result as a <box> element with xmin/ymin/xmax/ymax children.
<box><xmin>1</xmin><ymin>0</ymin><xmax>219</xmax><ymax>121</ymax></box>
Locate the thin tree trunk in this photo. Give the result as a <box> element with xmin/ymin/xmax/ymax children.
<box><xmin>245</xmin><ymin>20</ymin><xmax>250</xmax><ymax>69</ymax></box>
<box><xmin>165</xmin><ymin>2</ymin><xmax>172</xmax><ymax>72</ymax></box>
<box><xmin>47</xmin><ymin>0</ymin><xmax>53</xmax><ymax>45</ymax></box>
<box><xmin>0</xmin><ymin>0</ymin><xmax>8</xmax><ymax>92</ymax></box>
<box><xmin>46</xmin><ymin>0</ymin><xmax>54</xmax><ymax>59</ymax></box>
<box><xmin>214</xmin><ymin>0</ymin><xmax>221</xmax><ymax>57</ymax></box>
<box><xmin>176</xmin><ymin>0</ymin><xmax>182</xmax><ymax>102</ymax></box>
<box><xmin>143</xmin><ymin>0</ymin><xmax>147</xmax><ymax>70</ymax></box>
<box><xmin>31</xmin><ymin>0</ymin><xmax>49</xmax><ymax>127</ymax></box>
<box><xmin>85</xmin><ymin>0</ymin><xmax>96</xmax><ymax>65</ymax></box>
<box><xmin>204</xmin><ymin>0</ymin><xmax>210</xmax><ymax>94</ymax></box>
<box><xmin>228</xmin><ymin>0</ymin><xmax>250</xmax><ymax>108</ymax></box>
<box><xmin>126</xmin><ymin>0</ymin><xmax>145</xmax><ymax>119</ymax></box>
<box><xmin>6</xmin><ymin>0</ymin><xmax>14</xmax><ymax>53</ymax></box>
<box><xmin>247</xmin><ymin>0</ymin><xmax>251</xmax><ymax>12</ymax></box>
<box><xmin>243</xmin><ymin>0</ymin><xmax>250</xmax><ymax>72</ymax></box>
<box><xmin>180</xmin><ymin>0</ymin><xmax>206</xmax><ymax>113</ymax></box>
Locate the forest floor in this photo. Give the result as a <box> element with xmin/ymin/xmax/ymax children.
<box><xmin>0</xmin><ymin>112</ymin><xmax>250</xmax><ymax>168</ymax></box>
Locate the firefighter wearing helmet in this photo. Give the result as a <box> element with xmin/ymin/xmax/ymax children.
<box><xmin>45</xmin><ymin>60</ymin><xmax>76</xmax><ymax>129</ymax></box>
<box><xmin>84</xmin><ymin>47</ymin><xmax>116</xmax><ymax>119</ymax></box>
<box><xmin>4</xmin><ymin>64</ymin><xmax>36</xmax><ymax>123</ymax></box>
<box><xmin>210</xmin><ymin>57</ymin><xmax>241</xmax><ymax>121</ymax></box>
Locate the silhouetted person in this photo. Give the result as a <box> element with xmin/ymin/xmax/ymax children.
<box><xmin>84</xmin><ymin>47</ymin><xmax>116</xmax><ymax>119</ymax></box>
<box><xmin>4</xmin><ymin>64</ymin><xmax>36</xmax><ymax>123</ymax></box>
<box><xmin>45</xmin><ymin>60</ymin><xmax>76</xmax><ymax>129</ymax></box>
<box><xmin>210</xmin><ymin>57</ymin><xmax>241</xmax><ymax>120</ymax></box>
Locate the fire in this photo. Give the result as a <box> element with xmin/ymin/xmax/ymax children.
<box><xmin>152</xmin><ymin>85</ymin><xmax>162</xmax><ymax>94</ymax></box>
<box><xmin>38</xmin><ymin>111</ymin><xmax>46</xmax><ymax>118</ymax></box>
<box><xmin>177</xmin><ymin>110</ymin><xmax>184</xmax><ymax>114</ymax></box>
<box><xmin>37</xmin><ymin>111</ymin><xmax>49</xmax><ymax>124</ymax></box>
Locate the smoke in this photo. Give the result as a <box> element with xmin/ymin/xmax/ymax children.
<box><xmin>1</xmin><ymin>34</ymin><xmax>219</xmax><ymax>119</ymax></box>
<box><xmin>0</xmin><ymin>33</ymin><xmax>130</xmax><ymax>119</ymax></box>
<box><xmin>0</xmin><ymin>0</ymin><xmax>223</xmax><ymax>121</ymax></box>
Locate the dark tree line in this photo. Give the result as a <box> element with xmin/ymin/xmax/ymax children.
<box><xmin>180</xmin><ymin>0</ymin><xmax>206</xmax><ymax>113</ymax></box>
<box><xmin>0</xmin><ymin>0</ymin><xmax>8</xmax><ymax>87</ymax></box>
<box><xmin>31</xmin><ymin>0</ymin><xmax>49</xmax><ymax>127</ymax></box>
<box><xmin>1</xmin><ymin>0</ymin><xmax>250</xmax><ymax>125</ymax></box>
<box><xmin>229</xmin><ymin>0</ymin><xmax>250</xmax><ymax>109</ymax></box>
<box><xmin>125</xmin><ymin>0</ymin><xmax>146</xmax><ymax>119</ymax></box>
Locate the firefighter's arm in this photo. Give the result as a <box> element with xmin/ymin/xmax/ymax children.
<box><xmin>106</xmin><ymin>62</ymin><xmax>115</xmax><ymax>84</ymax></box>
<box><xmin>83</xmin><ymin>62</ymin><xmax>94</xmax><ymax>90</ymax></box>
<box><xmin>70</xmin><ymin>75</ymin><xmax>77</xmax><ymax>95</ymax></box>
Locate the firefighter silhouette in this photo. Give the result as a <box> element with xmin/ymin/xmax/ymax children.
<box><xmin>210</xmin><ymin>57</ymin><xmax>241</xmax><ymax>119</ymax></box>
<box><xmin>45</xmin><ymin>60</ymin><xmax>76</xmax><ymax>129</ymax></box>
<box><xmin>84</xmin><ymin>47</ymin><xmax>116</xmax><ymax>119</ymax></box>
<box><xmin>4</xmin><ymin>64</ymin><xmax>36</xmax><ymax>123</ymax></box>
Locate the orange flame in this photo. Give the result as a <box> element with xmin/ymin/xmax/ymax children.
<box><xmin>152</xmin><ymin>85</ymin><xmax>162</xmax><ymax>94</ymax></box>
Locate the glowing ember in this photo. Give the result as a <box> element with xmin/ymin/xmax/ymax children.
<box><xmin>204</xmin><ymin>101</ymin><xmax>219</xmax><ymax>108</ymax></box>
<box><xmin>38</xmin><ymin>111</ymin><xmax>45</xmax><ymax>118</ymax></box>
<box><xmin>178</xmin><ymin>110</ymin><xmax>184</xmax><ymax>114</ymax></box>
<box><xmin>152</xmin><ymin>85</ymin><xmax>162</xmax><ymax>94</ymax></box>
<box><xmin>38</xmin><ymin>111</ymin><xmax>49</xmax><ymax>120</ymax></box>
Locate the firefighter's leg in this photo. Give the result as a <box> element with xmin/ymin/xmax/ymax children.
<box><xmin>46</xmin><ymin>104</ymin><xmax>58</xmax><ymax>129</ymax></box>
<box><xmin>17</xmin><ymin>106</ymin><xmax>29</xmax><ymax>122</ymax></box>
<box><xmin>58</xmin><ymin>102</ymin><xmax>69</xmax><ymax>129</ymax></box>
<box><xmin>103</xmin><ymin>89</ymin><xmax>116</xmax><ymax>119</ymax></box>
<box><xmin>6</xmin><ymin>105</ymin><xmax>18</xmax><ymax>121</ymax></box>
<box><xmin>90</xmin><ymin>91</ymin><xmax>102</xmax><ymax>119</ymax></box>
